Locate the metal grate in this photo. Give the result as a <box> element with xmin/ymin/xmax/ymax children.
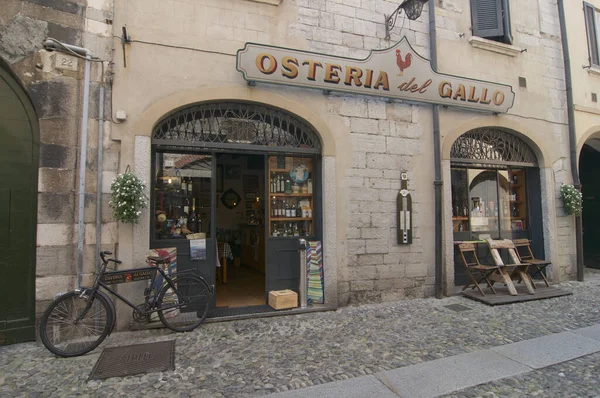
<box><xmin>450</xmin><ymin>128</ymin><xmax>537</xmax><ymax>167</ymax></box>
<box><xmin>444</xmin><ymin>304</ymin><xmax>472</xmax><ymax>312</ymax></box>
<box><xmin>152</xmin><ymin>102</ymin><xmax>322</xmax><ymax>153</ymax></box>
<box><xmin>89</xmin><ymin>340</ymin><xmax>175</xmax><ymax>380</ymax></box>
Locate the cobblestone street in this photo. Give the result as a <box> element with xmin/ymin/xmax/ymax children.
<box><xmin>2</xmin><ymin>270</ymin><xmax>600</xmax><ymax>397</ymax></box>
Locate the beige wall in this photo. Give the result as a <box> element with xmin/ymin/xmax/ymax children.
<box><xmin>110</xmin><ymin>0</ymin><xmax>577</xmax><ymax>313</ymax></box>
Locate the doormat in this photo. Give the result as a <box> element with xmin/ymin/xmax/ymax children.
<box><xmin>208</xmin><ymin>304</ymin><xmax>277</xmax><ymax>318</ymax></box>
<box><xmin>444</xmin><ymin>304</ymin><xmax>472</xmax><ymax>312</ymax></box>
<box><xmin>461</xmin><ymin>286</ymin><xmax>572</xmax><ymax>306</ymax></box>
<box><xmin>89</xmin><ymin>340</ymin><xmax>175</xmax><ymax>380</ymax></box>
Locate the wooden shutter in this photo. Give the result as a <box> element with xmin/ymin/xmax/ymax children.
<box><xmin>471</xmin><ymin>0</ymin><xmax>504</xmax><ymax>38</ymax></box>
<box><xmin>584</xmin><ymin>2</ymin><xmax>599</xmax><ymax>66</ymax></box>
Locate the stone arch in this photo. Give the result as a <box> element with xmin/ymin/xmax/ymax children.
<box><xmin>132</xmin><ymin>86</ymin><xmax>336</xmax><ymax>156</ymax></box>
<box><xmin>442</xmin><ymin>117</ymin><xmax>550</xmax><ymax>168</ymax></box>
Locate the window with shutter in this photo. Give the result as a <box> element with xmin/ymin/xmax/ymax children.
<box><xmin>470</xmin><ymin>0</ymin><xmax>512</xmax><ymax>44</ymax></box>
<box><xmin>584</xmin><ymin>2</ymin><xmax>600</xmax><ymax>66</ymax></box>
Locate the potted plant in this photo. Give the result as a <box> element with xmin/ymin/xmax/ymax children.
<box><xmin>109</xmin><ymin>166</ymin><xmax>148</xmax><ymax>224</ymax></box>
<box><xmin>560</xmin><ymin>184</ymin><xmax>582</xmax><ymax>216</ymax></box>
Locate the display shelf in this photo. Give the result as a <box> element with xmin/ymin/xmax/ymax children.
<box><xmin>452</xmin><ymin>217</ymin><xmax>469</xmax><ymax>221</ymax></box>
<box><xmin>268</xmin><ymin>156</ymin><xmax>314</xmax><ymax>237</ymax></box>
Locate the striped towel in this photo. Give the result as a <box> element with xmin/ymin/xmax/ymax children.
<box><xmin>306</xmin><ymin>241</ymin><xmax>324</xmax><ymax>304</ymax></box>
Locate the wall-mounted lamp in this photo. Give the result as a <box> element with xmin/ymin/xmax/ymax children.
<box><xmin>385</xmin><ymin>0</ymin><xmax>429</xmax><ymax>40</ymax></box>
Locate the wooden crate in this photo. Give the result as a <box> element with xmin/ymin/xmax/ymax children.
<box><xmin>268</xmin><ymin>289</ymin><xmax>298</xmax><ymax>310</ymax></box>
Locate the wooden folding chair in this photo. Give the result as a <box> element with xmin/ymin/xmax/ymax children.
<box><xmin>458</xmin><ymin>243</ymin><xmax>499</xmax><ymax>296</ymax></box>
<box><xmin>486</xmin><ymin>239</ymin><xmax>535</xmax><ymax>295</ymax></box>
<box><xmin>513</xmin><ymin>239</ymin><xmax>551</xmax><ymax>287</ymax></box>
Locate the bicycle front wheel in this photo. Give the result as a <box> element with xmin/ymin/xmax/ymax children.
<box><xmin>157</xmin><ymin>275</ymin><xmax>211</xmax><ymax>332</ymax></box>
<box><xmin>39</xmin><ymin>291</ymin><xmax>113</xmax><ymax>357</ymax></box>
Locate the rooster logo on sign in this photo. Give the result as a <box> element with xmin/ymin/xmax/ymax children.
<box><xmin>396</xmin><ymin>49</ymin><xmax>413</xmax><ymax>76</ymax></box>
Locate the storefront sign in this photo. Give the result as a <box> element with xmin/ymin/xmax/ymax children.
<box><xmin>236</xmin><ymin>38</ymin><xmax>515</xmax><ymax>113</ymax></box>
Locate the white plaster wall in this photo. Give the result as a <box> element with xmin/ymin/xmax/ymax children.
<box><xmin>109</xmin><ymin>0</ymin><xmax>575</xmax><ymax>311</ymax></box>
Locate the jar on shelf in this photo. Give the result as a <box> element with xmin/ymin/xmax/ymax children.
<box><xmin>292</xmin><ymin>184</ymin><xmax>300</xmax><ymax>193</ymax></box>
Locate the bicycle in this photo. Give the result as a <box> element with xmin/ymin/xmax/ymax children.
<box><xmin>39</xmin><ymin>251</ymin><xmax>212</xmax><ymax>357</ymax></box>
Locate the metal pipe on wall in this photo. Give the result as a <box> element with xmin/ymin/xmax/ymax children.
<box><xmin>428</xmin><ymin>0</ymin><xmax>444</xmax><ymax>298</ymax></box>
<box><xmin>557</xmin><ymin>0</ymin><xmax>584</xmax><ymax>281</ymax></box>
<box><xmin>77</xmin><ymin>54</ymin><xmax>92</xmax><ymax>287</ymax></box>
<box><xmin>95</xmin><ymin>80</ymin><xmax>105</xmax><ymax>274</ymax></box>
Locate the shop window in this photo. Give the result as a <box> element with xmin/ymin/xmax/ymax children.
<box><xmin>267</xmin><ymin>155</ymin><xmax>315</xmax><ymax>237</ymax></box>
<box><xmin>584</xmin><ymin>2</ymin><xmax>600</xmax><ymax>66</ymax></box>
<box><xmin>470</xmin><ymin>0</ymin><xmax>513</xmax><ymax>45</ymax></box>
<box><xmin>153</xmin><ymin>151</ymin><xmax>212</xmax><ymax>240</ymax></box>
<box><xmin>452</xmin><ymin>167</ymin><xmax>527</xmax><ymax>236</ymax></box>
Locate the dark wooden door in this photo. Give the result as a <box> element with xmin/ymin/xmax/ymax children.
<box><xmin>0</xmin><ymin>60</ymin><xmax>39</xmax><ymax>345</ymax></box>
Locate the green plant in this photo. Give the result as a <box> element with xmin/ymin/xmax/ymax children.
<box><xmin>109</xmin><ymin>167</ymin><xmax>148</xmax><ymax>223</ymax></box>
<box><xmin>560</xmin><ymin>184</ymin><xmax>582</xmax><ymax>216</ymax></box>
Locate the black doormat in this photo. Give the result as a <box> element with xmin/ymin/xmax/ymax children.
<box><xmin>461</xmin><ymin>286</ymin><xmax>572</xmax><ymax>306</ymax></box>
<box><xmin>444</xmin><ymin>304</ymin><xmax>472</xmax><ymax>312</ymax></box>
<box><xmin>208</xmin><ymin>304</ymin><xmax>277</xmax><ymax>318</ymax></box>
<box><xmin>89</xmin><ymin>340</ymin><xmax>175</xmax><ymax>380</ymax></box>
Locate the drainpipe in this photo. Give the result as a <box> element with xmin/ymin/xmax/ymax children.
<box><xmin>428</xmin><ymin>0</ymin><xmax>443</xmax><ymax>298</ymax></box>
<box><xmin>557</xmin><ymin>1</ymin><xmax>584</xmax><ymax>281</ymax></box>
<box><xmin>42</xmin><ymin>39</ymin><xmax>92</xmax><ymax>287</ymax></box>
<box><xmin>95</xmin><ymin>78</ymin><xmax>105</xmax><ymax>274</ymax></box>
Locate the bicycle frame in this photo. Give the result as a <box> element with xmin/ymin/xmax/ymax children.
<box><xmin>76</xmin><ymin>255</ymin><xmax>200</xmax><ymax>322</ymax></box>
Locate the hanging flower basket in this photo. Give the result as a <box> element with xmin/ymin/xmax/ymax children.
<box><xmin>109</xmin><ymin>166</ymin><xmax>148</xmax><ymax>224</ymax></box>
<box><xmin>560</xmin><ymin>184</ymin><xmax>582</xmax><ymax>216</ymax></box>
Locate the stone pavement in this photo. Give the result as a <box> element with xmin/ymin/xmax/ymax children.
<box><xmin>1</xmin><ymin>269</ymin><xmax>600</xmax><ymax>397</ymax></box>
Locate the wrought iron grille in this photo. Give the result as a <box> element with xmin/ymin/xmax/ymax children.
<box><xmin>450</xmin><ymin>129</ymin><xmax>537</xmax><ymax>166</ymax></box>
<box><xmin>152</xmin><ymin>102</ymin><xmax>322</xmax><ymax>153</ymax></box>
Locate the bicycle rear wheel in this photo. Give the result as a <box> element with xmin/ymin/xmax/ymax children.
<box><xmin>39</xmin><ymin>291</ymin><xmax>113</xmax><ymax>357</ymax></box>
<box><xmin>157</xmin><ymin>275</ymin><xmax>211</xmax><ymax>332</ymax></box>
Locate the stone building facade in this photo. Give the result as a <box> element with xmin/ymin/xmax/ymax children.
<box><xmin>0</xmin><ymin>0</ymin><xmax>117</xmax><ymax>342</ymax></box>
<box><xmin>1</xmin><ymin>0</ymin><xmax>584</xmax><ymax>341</ymax></box>
<box><xmin>107</xmin><ymin>0</ymin><xmax>575</xmax><ymax>315</ymax></box>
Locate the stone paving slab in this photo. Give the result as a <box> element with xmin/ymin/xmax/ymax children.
<box><xmin>266</xmin><ymin>375</ymin><xmax>396</xmax><ymax>398</ymax></box>
<box><xmin>491</xmin><ymin>331</ymin><xmax>600</xmax><ymax>369</ymax></box>
<box><xmin>440</xmin><ymin>351</ymin><xmax>600</xmax><ymax>397</ymax></box>
<box><xmin>572</xmin><ymin>323</ymin><xmax>600</xmax><ymax>341</ymax></box>
<box><xmin>375</xmin><ymin>349</ymin><xmax>530</xmax><ymax>398</ymax></box>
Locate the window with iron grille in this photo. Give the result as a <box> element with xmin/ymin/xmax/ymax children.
<box><xmin>584</xmin><ymin>2</ymin><xmax>600</xmax><ymax>67</ymax></box>
<box><xmin>152</xmin><ymin>102</ymin><xmax>322</xmax><ymax>154</ymax></box>
<box><xmin>470</xmin><ymin>0</ymin><xmax>513</xmax><ymax>45</ymax></box>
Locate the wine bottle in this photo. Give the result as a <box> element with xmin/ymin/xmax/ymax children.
<box><xmin>187</xmin><ymin>178</ymin><xmax>193</xmax><ymax>194</ymax></box>
<box><xmin>189</xmin><ymin>198</ymin><xmax>197</xmax><ymax>233</ymax></box>
<box><xmin>181</xmin><ymin>178</ymin><xmax>187</xmax><ymax>195</ymax></box>
<box><xmin>285</xmin><ymin>201</ymin><xmax>291</xmax><ymax>217</ymax></box>
<box><xmin>296</xmin><ymin>201</ymin><xmax>302</xmax><ymax>217</ymax></box>
<box><xmin>272</xmin><ymin>199</ymin><xmax>277</xmax><ymax>217</ymax></box>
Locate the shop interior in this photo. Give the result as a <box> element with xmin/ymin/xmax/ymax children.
<box><xmin>215</xmin><ymin>153</ymin><xmax>266</xmax><ymax>308</ymax></box>
<box><xmin>153</xmin><ymin>151</ymin><xmax>316</xmax><ymax>309</ymax></box>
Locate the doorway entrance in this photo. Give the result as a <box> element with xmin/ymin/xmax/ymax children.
<box><xmin>580</xmin><ymin>142</ymin><xmax>600</xmax><ymax>269</ymax></box>
<box><xmin>0</xmin><ymin>58</ymin><xmax>39</xmax><ymax>345</ymax></box>
<box><xmin>151</xmin><ymin>102</ymin><xmax>323</xmax><ymax>317</ymax></box>
<box><xmin>215</xmin><ymin>153</ymin><xmax>266</xmax><ymax>308</ymax></box>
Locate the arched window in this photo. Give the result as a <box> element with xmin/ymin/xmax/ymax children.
<box><xmin>450</xmin><ymin>128</ymin><xmax>537</xmax><ymax>167</ymax></box>
<box><xmin>152</xmin><ymin>102</ymin><xmax>322</xmax><ymax>154</ymax></box>
<box><xmin>450</xmin><ymin>128</ymin><xmax>537</xmax><ymax>237</ymax></box>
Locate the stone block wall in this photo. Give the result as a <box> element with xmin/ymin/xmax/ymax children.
<box><xmin>0</xmin><ymin>0</ymin><xmax>118</xmax><ymax>315</ymax></box>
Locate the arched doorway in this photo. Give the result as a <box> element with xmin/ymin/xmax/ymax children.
<box><xmin>151</xmin><ymin>102</ymin><xmax>322</xmax><ymax>315</ymax></box>
<box><xmin>579</xmin><ymin>138</ymin><xmax>600</xmax><ymax>269</ymax></box>
<box><xmin>0</xmin><ymin>58</ymin><xmax>39</xmax><ymax>345</ymax></box>
<box><xmin>449</xmin><ymin>128</ymin><xmax>543</xmax><ymax>285</ymax></box>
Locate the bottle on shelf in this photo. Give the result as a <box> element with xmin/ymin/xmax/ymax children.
<box><xmin>462</xmin><ymin>205</ymin><xmax>468</xmax><ymax>217</ymax></box>
<box><xmin>187</xmin><ymin>178</ymin><xmax>193</xmax><ymax>195</ymax></box>
<box><xmin>285</xmin><ymin>179</ymin><xmax>292</xmax><ymax>194</ymax></box>
<box><xmin>189</xmin><ymin>198</ymin><xmax>197</xmax><ymax>233</ymax></box>
<box><xmin>285</xmin><ymin>201</ymin><xmax>291</xmax><ymax>217</ymax></box>
<box><xmin>181</xmin><ymin>178</ymin><xmax>187</xmax><ymax>195</ymax></box>
<box><xmin>293</xmin><ymin>223</ymin><xmax>299</xmax><ymax>236</ymax></box>
<box><xmin>183</xmin><ymin>198</ymin><xmax>190</xmax><ymax>217</ymax></box>
<box><xmin>296</xmin><ymin>201</ymin><xmax>302</xmax><ymax>217</ymax></box>
<box><xmin>272</xmin><ymin>199</ymin><xmax>277</xmax><ymax>217</ymax></box>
